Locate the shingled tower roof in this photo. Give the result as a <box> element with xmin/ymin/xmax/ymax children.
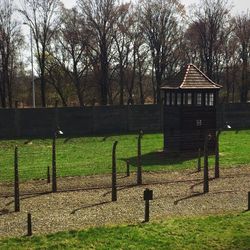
<box><xmin>161</xmin><ymin>64</ymin><xmax>222</xmax><ymax>90</ymax></box>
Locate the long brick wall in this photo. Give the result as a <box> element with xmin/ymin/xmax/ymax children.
<box><xmin>0</xmin><ymin>103</ymin><xmax>249</xmax><ymax>139</ymax></box>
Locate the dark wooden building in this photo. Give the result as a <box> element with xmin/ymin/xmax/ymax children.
<box><xmin>161</xmin><ymin>64</ymin><xmax>222</xmax><ymax>153</ymax></box>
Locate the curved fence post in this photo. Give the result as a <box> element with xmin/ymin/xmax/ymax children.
<box><xmin>112</xmin><ymin>141</ymin><xmax>118</xmax><ymax>201</ymax></box>
<box><xmin>14</xmin><ymin>145</ymin><xmax>20</xmax><ymax>212</ymax></box>
<box><xmin>137</xmin><ymin>130</ymin><xmax>143</xmax><ymax>185</ymax></box>
<box><xmin>52</xmin><ymin>133</ymin><xmax>57</xmax><ymax>192</ymax></box>
<box><xmin>197</xmin><ymin>148</ymin><xmax>201</xmax><ymax>172</ymax></box>
<box><xmin>203</xmin><ymin>133</ymin><xmax>209</xmax><ymax>193</ymax></box>
<box><xmin>215</xmin><ymin>130</ymin><xmax>221</xmax><ymax>178</ymax></box>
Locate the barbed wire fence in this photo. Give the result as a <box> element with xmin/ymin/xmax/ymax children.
<box><xmin>0</xmin><ymin>129</ymin><xmax>246</xmax><ymax>210</ymax></box>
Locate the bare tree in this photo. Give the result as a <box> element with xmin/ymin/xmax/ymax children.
<box><xmin>20</xmin><ymin>0</ymin><xmax>61</xmax><ymax>107</ymax></box>
<box><xmin>134</xmin><ymin>36</ymin><xmax>149</xmax><ymax>104</ymax></box>
<box><xmin>0</xmin><ymin>0</ymin><xmax>23</xmax><ymax>108</ymax></box>
<box><xmin>112</xmin><ymin>3</ymin><xmax>133</xmax><ymax>105</ymax></box>
<box><xmin>222</xmin><ymin>25</ymin><xmax>238</xmax><ymax>103</ymax></box>
<box><xmin>78</xmin><ymin>0</ymin><xmax>118</xmax><ymax>105</ymax></box>
<box><xmin>139</xmin><ymin>0</ymin><xmax>185</xmax><ymax>103</ymax></box>
<box><xmin>49</xmin><ymin>7</ymin><xmax>90</xmax><ymax>106</ymax></box>
<box><xmin>233</xmin><ymin>12</ymin><xmax>250</xmax><ymax>103</ymax></box>
<box><xmin>190</xmin><ymin>0</ymin><xmax>231</xmax><ymax>80</ymax></box>
<box><xmin>45</xmin><ymin>53</ymin><xmax>73</xmax><ymax>106</ymax></box>
<box><xmin>130</xmin><ymin>5</ymin><xmax>150</xmax><ymax>105</ymax></box>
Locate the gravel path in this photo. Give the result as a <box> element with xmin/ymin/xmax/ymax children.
<box><xmin>0</xmin><ymin>166</ymin><xmax>250</xmax><ymax>238</ymax></box>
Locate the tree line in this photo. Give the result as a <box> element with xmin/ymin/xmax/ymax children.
<box><xmin>0</xmin><ymin>0</ymin><xmax>249</xmax><ymax>107</ymax></box>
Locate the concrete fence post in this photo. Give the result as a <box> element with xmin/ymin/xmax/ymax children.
<box><xmin>52</xmin><ymin>133</ymin><xmax>57</xmax><ymax>192</ymax></box>
<box><xmin>14</xmin><ymin>145</ymin><xmax>20</xmax><ymax>212</ymax></box>
<box><xmin>215</xmin><ymin>130</ymin><xmax>221</xmax><ymax>178</ymax></box>
<box><xmin>126</xmin><ymin>160</ymin><xmax>130</xmax><ymax>177</ymax></box>
<box><xmin>137</xmin><ymin>130</ymin><xmax>143</xmax><ymax>185</ymax></box>
<box><xmin>112</xmin><ymin>141</ymin><xmax>118</xmax><ymax>201</ymax></box>
<box><xmin>27</xmin><ymin>213</ymin><xmax>32</xmax><ymax>236</ymax></box>
<box><xmin>197</xmin><ymin>148</ymin><xmax>201</xmax><ymax>172</ymax></box>
<box><xmin>203</xmin><ymin>133</ymin><xmax>209</xmax><ymax>194</ymax></box>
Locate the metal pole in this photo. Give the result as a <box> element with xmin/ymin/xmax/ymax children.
<box><xmin>30</xmin><ymin>26</ymin><xmax>35</xmax><ymax>108</ymax></box>
<box><xmin>52</xmin><ymin>133</ymin><xmax>57</xmax><ymax>192</ymax></box>
<box><xmin>14</xmin><ymin>146</ymin><xmax>20</xmax><ymax>212</ymax></box>
<box><xmin>112</xmin><ymin>141</ymin><xmax>118</xmax><ymax>201</ymax></box>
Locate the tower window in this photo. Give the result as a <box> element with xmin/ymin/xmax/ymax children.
<box><xmin>171</xmin><ymin>93</ymin><xmax>176</xmax><ymax>106</ymax></box>
<box><xmin>177</xmin><ymin>93</ymin><xmax>181</xmax><ymax>106</ymax></box>
<box><xmin>209</xmin><ymin>93</ymin><xmax>214</xmax><ymax>106</ymax></box>
<box><xmin>205</xmin><ymin>93</ymin><xmax>209</xmax><ymax>106</ymax></box>
<box><xmin>166</xmin><ymin>93</ymin><xmax>170</xmax><ymax>105</ymax></box>
<box><xmin>205</xmin><ymin>93</ymin><xmax>214</xmax><ymax>106</ymax></box>
<box><xmin>183</xmin><ymin>93</ymin><xmax>186</xmax><ymax>105</ymax></box>
<box><xmin>187</xmin><ymin>93</ymin><xmax>192</xmax><ymax>105</ymax></box>
<box><xmin>196</xmin><ymin>119</ymin><xmax>202</xmax><ymax>126</ymax></box>
<box><xmin>196</xmin><ymin>93</ymin><xmax>202</xmax><ymax>106</ymax></box>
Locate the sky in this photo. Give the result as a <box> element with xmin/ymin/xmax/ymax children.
<box><xmin>180</xmin><ymin>0</ymin><xmax>250</xmax><ymax>14</ymax></box>
<box><xmin>61</xmin><ymin>0</ymin><xmax>250</xmax><ymax>14</ymax></box>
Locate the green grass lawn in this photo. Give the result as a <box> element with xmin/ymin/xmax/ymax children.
<box><xmin>0</xmin><ymin>212</ymin><xmax>249</xmax><ymax>249</ymax></box>
<box><xmin>0</xmin><ymin>130</ymin><xmax>250</xmax><ymax>182</ymax></box>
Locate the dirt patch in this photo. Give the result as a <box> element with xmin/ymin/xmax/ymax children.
<box><xmin>0</xmin><ymin>166</ymin><xmax>250</xmax><ymax>238</ymax></box>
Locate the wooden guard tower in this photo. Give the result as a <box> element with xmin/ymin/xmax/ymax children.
<box><xmin>161</xmin><ymin>64</ymin><xmax>222</xmax><ymax>153</ymax></box>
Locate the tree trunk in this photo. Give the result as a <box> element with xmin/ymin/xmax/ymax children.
<box><xmin>75</xmin><ymin>81</ymin><xmax>84</xmax><ymax>107</ymax></box>
<box><xmin>138</xmin><ymin>61</ymin><xmax>144</xmax><ymax>105</ymax></box>
<box><xmin>0</xmin><ymin>69</ymin><xmax>7</xmax><ymax>108</ymax></box>
<box><xmin>53</xmin><ymin>84</ymin><xmax>68</xmax><ymax>107</ymax></box>
<box><xmin>100</xmin><ymin>41</ymin><xmax>109</xmax><ymax>105</ymax></box>
<box><xmin>240</xmin><ymin>55</ymin><xmax>248</xmax><ymax>103</ymax></box>
<box><xmin>0</xmin><ymin>79</ymin><xmax>6</xmax><ymax>108</ymax></box>
<box><xmin>7</xmin><ymin>71</ymin><xmax>13</xmax><ymax>108</ymax></box>
<box><xmin>119</xmin><ymin>64</ymin><xmax>124</xmax><ymax>106</ymax></box>
<box><xmin>127</xmin><ymin>45</ymin><xmax>136</xmax><ymax>105</ymax></box>
<box><xmin>40</xmin><ymin>67</ymin><xmax>46</xmax><ymax>107</ymax></box>
<box><xmin>151</xmin><ymin>65</ymin><xmax>157</xmax><ymax>104</ymax></box>
<box><xmin>73</xmin><ymin>63</ymin><xmax>84</xmax><ymax>107</ymax></box>
<box><xmin>155</xmin><ymin>70</ymin><xmax>162</xmax><ymax>104</ymax></box>
<box><xmin>225</xmin><ymin>64</ymin><xmax>230</xmax><ymax>103</ymax></box>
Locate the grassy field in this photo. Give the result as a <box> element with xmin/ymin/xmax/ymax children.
<box><xmin>0</xmin><ymin>212</ymin><xmax>249</xmax><ymax>249</ymax></box>
<box><xmin>0</xmin><ymin>130</ymin><xmax>250</xmax><ymax>182</ymax></box>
